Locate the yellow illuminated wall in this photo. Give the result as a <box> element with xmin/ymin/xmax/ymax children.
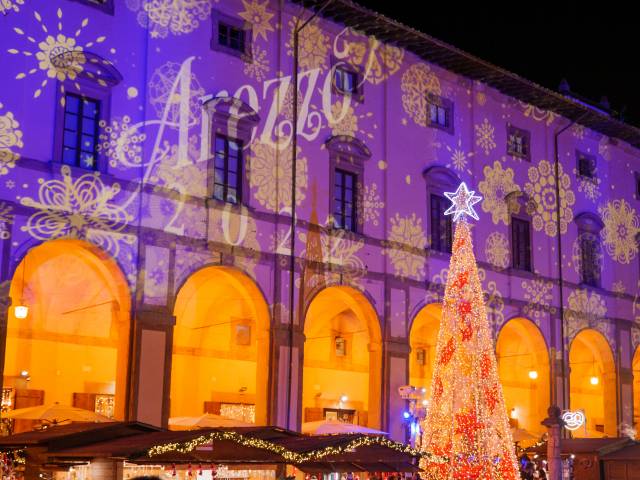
<box><xmin>409</xmin><ymin>304</ymin><xmax>441</xmax><ymax>394</ymax></box>
<box><xmin>170</xmin><ymin>266</ymin><xmax>270</xmax><ymax>424</ymax></box>
<box><xmin>302</xmin><ymin>286</ymin><xmax>382</xmax><ymax>428</ymax></box>
<box><xmin>4</xmin><ymin>239</ymin><xmax>130</xmax><ymax>419</ymax></box>
<box><xmin>496</xmin><ymin>318</ymin><xmax>549</xmax><ymax>437</ymax></box>
<box><xmin>569</xmin><ymin>329</ymin><xmax>617</xmax><ymax>437</ymax></box>
<box><xmin>634</xmin><ymin>348</ymin><xmax>640</xmax><ymax>436</ymax></box>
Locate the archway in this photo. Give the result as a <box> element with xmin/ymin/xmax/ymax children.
<box><xmin>4</xmin><ymin>239</ymin><xmax>131</xmax><ymax>428</ymax></box>
<box><xmin>496</xmin><ymin>317</ymin><xmax>549</xmax><ymax>438</ymax></box>
<box><xmin>569</xmin><ymin>329</ymin><xmax>617</xmax><ymax>437</ymax></box>
<box><xmin>170</xmin><ymin>266</ymin><xmax>270</xmax><ymax>425</ymax></box>
<box><xmin>409</xmin><ymin>303</ymin><xmax>441</xmax><ymax>395</ymax></box>
<box><xmin>302</xmin><ymin>286</ymin><xmax>382</xmax><ymax>429</ymax></box>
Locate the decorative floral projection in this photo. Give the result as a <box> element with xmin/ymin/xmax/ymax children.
<box><xmin>0</xmin><ymin>103</ymin><xmax>23</xmax><ymax>176</ymax></box>
<box><xmin>19</xmin><ymin>165</ymin><xmax>134</xmax><ymax>256</ymax></box>
<box><xmin>612</xmin><ymin>280</ymin><xmax>626</xmax><ymax>296</ymax></box>
<box><xmin>126</xmin><ymin>0</ymin><xmax>211</xmax><ymax>38</ymax></box>
<box><xmin>519</xmin><ymin>101</ymin><xmax>558</xmax><ymax>126</ymax></box>
<box><xmin>524</xmin><ymin>159</ymin><xmax>575</xmax><ymax>237</ymax></box>
<box><xmin>401</xmin><ymin>63</ymin><xmax>441</xmax><ymax>127</ymax></box>
<box><xmin>286</xmin><ymin>17</ymin><xmax>329</xmax><ymax>70</ymax></box>
<box><xmin>521</xmin><ymin>278</ymin><xmax>555</xmax><ymax>324</ymax></box>
<box><xmin>599</xmin><ymin>199</ymin><xmax>640</xmax><ymax>264</ymax></box>
<box><xmin>478</xmin><ymin>160</ymin><xmax>520</xmax><ymax>225</ymax></box>
<box><xmin>98</xmin><ymin>116</ymin><xmax>147</xmax><ymax>168</ymax></box>
<box><xmin>8</xmin><ymin>8</ymin><xmax>108</xmax><ymax>102</ymax></box>
<box><xmin>148</xmin><ymin>61</ymin><xmax>205</xmax><ymax>128</ymax></box>
<box><xmin>248</xmin><ymin>141</ymin><xmax>308</xmax><ymax>212</ymax></box>
<box><xmin>361</xmin><ymin>183</ymin><xmax>384</xmax><ymax>227</ymax></box>
<box><xmin>484</xmin><ymin>232</ymin><xmax>510</xmax><ymax>270</ymax></box>
<box><xmin>341</xmin><ymin>30</ymin><xmax>404</xmax><ymax>85</ymax></box>
<box><xmin>574</xmin><ymin>167</ymin><xmax>601</xmax><ymax>202</ymax></box>
<box><xmin>238</xmin><ymin>0</ymin><xmax>274</xmax><ymax>41</ymax></box>
<box><xmin>474</xmin><ymin>118</ymin><xmax>496</xmax><ymax>155</ymax></box>
<box><xmin>444</xmin><ymin>138</ymin><xmax>473</xmax><ymax>175</ymax></box>
<box><xmin>383</xmin><ymin>213</ymin><xmax>427</xmax><ymax>279</ymax></box>
<box><xmin>0</xmin><ymin>0</ymin><xmax>24</xmax><ymax>15</ymax></box>
<box><xmin>243</xmin><ymin>44</ymin><xmax>270</xmax><ymax>82</ymax></box>
<box><xmin>565</xmin><ymin>289</ymin><xmax>609</xmax><ymax>345</ymax></box>
<box><xmin>328</xmin><ymin>100</ymin><xmax>359</xmax><ymax>137</ymax></box>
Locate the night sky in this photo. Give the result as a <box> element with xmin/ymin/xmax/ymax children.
<box><xmin>357</xmin><ymin>1</ymin><xmax>640</xmax><ymax>128</ymax></box>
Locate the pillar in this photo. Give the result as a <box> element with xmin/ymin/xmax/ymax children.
<box><xmin>382</xmin><ymin>339</ymin><xmax>410</xmax><ymax>442</ymax></box>
<box><xmin>0</xmin><ymin>282</ymin><xmax>10</xmax><ymax>387</ymax></box>
<box><xmin>128</xmin><ymin>307</ymin><xmax>175</xmax><ymax>427</ymax></box>
<box><xmin>542</xmin><ymin>405</ymin><xmax>564</xmax><ymax>480</ymax></box>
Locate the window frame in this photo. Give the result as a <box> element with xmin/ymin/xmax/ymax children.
<box><xmin>511</xmin><ymin>216</ymin><xmax>532</xmax><ymax>272</ymax></box>
<box><xmin>423</xmin><ymin>166</ymin><xmax>459</xmax><ymax>256</ymax></box>
<box><xmin>211</xmin><ymin>9</ymin><xmax>252</xmax><ymax>59</ymax></box>
<box><xmin>574</xmin><ymin>212</ymin><xmax>604</xmax><ymax>288</ymax></box>
<box><xmin>425</xmin><ymin>93</ymin><xmax>454</xmax><ymax>134</ymax></box>
<box><xmin>60</xmin><ymin>93</ymin><xmax>101</xmax><ymax>171</ymax></box>
<box><xmin>211</xmin><ymin>134</ymin><xmax>243</xmax><ymax>205</ymax></box>
<box><xmin>506</xmin><ymin>124</ymin><xmax>531</xmax><ymax>161</ymax></box>
<box><xmin>635</xmin><ymin>172</ymin><xmax>640</xmax><ymax>200</ymax></box>
<box><xmin>53</xmin><ymin>77</ymin><xmax>111</xmax><ymax>173</ymax></box>
<box><xmin>430</xmin><ymin>193</ymin><xmax>453</xmax><ymax>254</ymax></box>
<box><xmin>332</xmin><ymin>167</ymin><xmax>358</xmax><ymax>232</ymax></box>
<box><xmin>576</xmin><ymin>150</ymin><xmax>597</xmax><ymax>181</ymax></box>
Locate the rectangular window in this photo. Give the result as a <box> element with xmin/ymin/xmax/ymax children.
<box><xmin>430</xmin><ymin>194</ymin><xmax>453</xmax><ymax>253</ymax></box>
<box><xmin>577</xmin><ymin>152</ymin><xmax>596</xmax><ymax>179</ymax></box>
<box><xmin>218</xmin><ymin>22</ymin><xmax>246</xmax><ymax>53</ymax></box>
<box><xmin>213</xmin><ymin>135</ymin><xmax>242</xmax><ymax>204</ymax></box>
<box><xmin>334</xmin><ymin>67</ymin><xmax>358</xmax><ymax>95</ymax></box>
<box><xmin>635</xmin><ymin>172</ymin><xmax>640</xmax><ymax>199</ymax></box>
<box><xmin>511</xmin><ymin>217</ymin><xmax>531</xmax><ymax>271</ymax></box>
<box><xmin>61</xmin><ymin>93</ymin><xmax>100</xmax><ymax>170</ymax></box>
<box><xmin>580</xmin><ymin>234</ymin><xmax>600</xmax><ymax>287</ymax></box>
<box><xmin>333</xmin><ymin>169</ymin><xmax>357</xmax><ymax>231</ymax></box>
<box><xmin>425</xmin><ymin>95</ymin><xmax>453</xmax><ymax>133</ymax></box>
<box><xmin>507</xmin><ymin>125</ymin><xmax>530</xmax><ymax>160</ymax></box>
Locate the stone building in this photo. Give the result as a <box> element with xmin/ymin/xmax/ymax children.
<box><xmin>1</xmin><ymin>0</ymin><xmax>640</xmax><ymax>442</ymax></box>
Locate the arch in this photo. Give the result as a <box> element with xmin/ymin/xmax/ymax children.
<box><xmin>574</xmin><ymin>211</ymin><xmax>605</xmax><ymax>233</ymax></box>
<box><xmin>302</xmin><ymin>286</ymin><xmax>382</xmax><ymax>429</ymax></box>
<box><xmin>408</xmin><ymin>303</ymin><xmax>441</xmax><ymax>395</ymax></box>
<box><xmin>496</xmin><ymin>317</ymin><xmax>550</xmax><ymax>439</ymax></box>
<box><xmin>5</xmin><ymin>239</ymin><xmax>131</xmax><ymax>427</ymax></box>
<box><xmin>505</xmin><ymin>190</ymin><xmax>535</xmax><ymax>219</ymax></box>
<box><xmin>569</xmin><ymin>328</ymin><xmax>617</xmax><ymax>437</ymax></box>
<box><xmin>80</xmin><ymin>52</ymin><xmax>124</xmax><ymax>86</ymax></box>
<box><xmin>170</xmin><ymin>266</ymin><xmax>271</xmax><ymax>425</ymax></box>
<box><xmin>422</xmin><ymin>165</ymin><xmax>460</xmax><ymax>189</ymax></box>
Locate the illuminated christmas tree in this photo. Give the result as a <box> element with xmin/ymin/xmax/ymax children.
<box><xmin>419</xmin><ymin>183</ymin><xmax>520</xmax><ymax>480</ymax></box>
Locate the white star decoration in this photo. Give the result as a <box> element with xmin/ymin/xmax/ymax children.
<box><xmin>444</xmin><ymin>182</ymin><xmax>482</xmax><ymax>222</ymax></box>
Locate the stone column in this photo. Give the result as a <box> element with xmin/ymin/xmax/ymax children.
<box><xmin>128</xmin><ymin>307</ymin><xmax>175</xmax><ymax>427</ymax></box>
<box><xmin>0</xmin><ymin>281</ymin><xmax>10</xmax><ymax>385</ymax></box>
<box><xmin>382</xmin><ymin>339</ymin><xmax>410</xmax><ymax>442</ymax></box>
<box><xmin>542</xmin><ymin>405</ymin><xmax>564</xmax><ymax>480</ymax></box>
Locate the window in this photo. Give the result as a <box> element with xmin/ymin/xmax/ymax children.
<box><xmin>334</xmin><ymin>66</ymin><xmax>358</xmax><ymax>95</ymax></box>
<box><xmin>213</xmin><ymin>135</ymin><xmax>242</xmax><ymax>204</ymax></box>
<box><xmin>426</xmin><ymin>95</ymin><xmax>453</xmax><ymax>133</ymax></box>
<box><xmin>218</xmin><ymin>22</ymin><xmax>246</xmax><ymax>53</ymax></box>
<box><xmin>580</xmin><ymin>232</ymin><xmax>600</xmax><ymax>287</ymax></box>
<box><xmin>430</xmin><ymin>194</ymin><xmax>453</xmax><ymax>253</ymax></box>
<box><xmin>635</xmin><ymin>172</ymin><xmax>640</xmax><ymax>199</ymax></box>
<box><xmin>211</xmin><ymin>10</ymin><xmax>251</xmax><ymax>58</ymax></box>
<box><xmin>577</xmin><ymin>151</ymin><xmax>596</xmax><ymax>179</ymax></box>
<box><xmin>333</xmin><ymin>169</ymin><xmax>357</xmax><ymax>231</ymax></box>
<box><xmin>507</xmin><ymin>125</ymin><xmax>530</xmax><ymax>160</ymax></box>
<box><xmin>61</xmin><ymin>93</ymin><xmax>100</xmax><ymax>170</ymax></box>
<box><xmin>511</xmin><ymin>217</ymin><xmax>531</xmax><ymax>271</ymax></box>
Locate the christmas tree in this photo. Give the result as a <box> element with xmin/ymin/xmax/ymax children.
<box><xmin>419</xmin><ymin>183</ymin><xmax>520</xmax><ymax>480</ymax></box>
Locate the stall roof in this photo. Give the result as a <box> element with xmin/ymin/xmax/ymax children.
<box><xmin>292</xmin><ymin>0</ymin><xmax>640</xmax><ymax>149</ymax></box>
<box><xmin>528</xmin><ymin>438</ymin><xmax>633</xmax><ymax>455</ymax></box>
<box><xmin>600</xmin><ymin>442</ymin><xmax>640</xmax><ymax>461</ymax></box>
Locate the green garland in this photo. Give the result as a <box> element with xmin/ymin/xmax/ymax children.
<box><xmin>147</xmin><ymin>431</ymin><xmax>447</xmax><ymax>464</ymax></box>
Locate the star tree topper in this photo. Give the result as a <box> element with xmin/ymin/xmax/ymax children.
<box><xmin>443</xmin><ymin>182</ymin><xmax>482</xmax><ymax>222</ymax></box>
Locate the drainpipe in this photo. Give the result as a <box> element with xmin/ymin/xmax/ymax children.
<box><xmin>286</xmin><ymin>0</ymin><xmax>334</xmax><ymax>430</ymax></box>
<box><xmin>553</xmin><ymin>111</ymin><xmax>588</xmax><ymax>416</ymax></box>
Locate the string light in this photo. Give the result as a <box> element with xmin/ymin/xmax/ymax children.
<box><xmin>147</xmin><ymin>430</ymin><xmax>448</xmax><ymax>464</ymax></box>
<box><xmin>528</xmin><ymin>370</ymin><xmax>538</xmax><ymax>380</ymax></box>
<box><xmin>590</xmin><ymin>376</ymin><xmax>599</xmax><ymax>385</ymax></box>
<box><xmin>419</xmin><ymin>195</ymin><xmax>520</xmax><ymax>480</ymax></box>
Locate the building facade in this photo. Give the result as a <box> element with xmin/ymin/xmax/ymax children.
<box><xmin>1</xmin><ymin>0</ymin><xmax>640</xmax><ymax>442</ymax></box>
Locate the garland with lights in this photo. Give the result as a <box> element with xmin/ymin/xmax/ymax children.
<box><xmin>418</xmin><ymin>183</ymin><xmax>521</xmax><ymax>480</ymax></box>
<box><xmin>147</xmin><ymin>430</ymin><xmax>447</xmax><ymax>464</ymax></box>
